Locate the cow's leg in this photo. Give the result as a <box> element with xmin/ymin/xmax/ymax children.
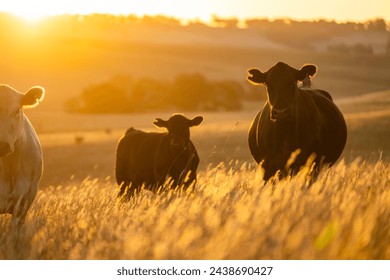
<box><xmin>261</xmin><ymin>161</ymin><xmax>271</xmax><ymax>181</ymax></box>
<box><xmin>118</xmin><ymin>182</ymin><xmax>140</xmax><ymax>201</ymax></box>
<box><xmin>286</xmin><ymin>150</ymin><xmax>322</xmax><ymax>185</ymax></box>
<box><xmin>183</xmin><ymin>170</ymin><xmax>197</xmax><ymax>192</ymax></box>
<box><xmin>8</xmin><ymin>180</ymin><xmax>36</xmax><ymax>225</ymax></box>
<box><xmin>308</xmin><ymin>157</ymin><xmax>326</xmax><ymax>184</ymax></box>
<box><xmin>9</xmin><ymin>198</ymin><xmax>30</xmax><ymax>226</ymax></box>
<box><xmin>118</xmin><ymin>182</ymin><xmax>129</xmax><ymax>198</ymax></box>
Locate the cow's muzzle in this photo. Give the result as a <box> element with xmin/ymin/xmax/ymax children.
<box><xmin>270</xmin><ymin>107</ymin><xmax>290</xmax><ymax>122</ymax></box>
<box><xmin>0</xmin><ymin>141</ymin><xmax>12</xmax><ymax>157</ymax></box>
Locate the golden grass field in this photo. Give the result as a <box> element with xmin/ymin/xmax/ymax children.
<box><xmin>1</xmin><ymin>159</ymin><xmax>389</xmax><ymax>260</ymax></box>
<box><xmin>0</xmin><ymin>89</ymin><xmax>389</xmax><ymax>260</ymax></box>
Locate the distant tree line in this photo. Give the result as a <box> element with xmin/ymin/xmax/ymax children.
<box><xmin>65</xmin><ymin>74</ymin><xmax>263</xmax><ymax>114</ymax></box>
<box><xmin>1</xmin><ymin>12</ymin><xmax>389</xmax><ymax>54</ymax></box>
<box><xmin>1</xmin><ymin>12</ymin><xmax>388</xmax><ymax>40</ymax></box>
<box><xmin>245</xmin><ymin>18</ymin><xmax>389</xmax><ymax>50</ymax></box>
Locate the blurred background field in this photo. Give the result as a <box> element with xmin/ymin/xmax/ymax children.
<box><xmin>1</xmin><ymin>14</ymin><xmax>390</xmax><ymax>111</ymax></box>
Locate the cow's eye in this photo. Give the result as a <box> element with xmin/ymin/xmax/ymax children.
<box><xmin>13</xmin><ymin>108</ymin><xmax>21</xmax><ymax>118</ymax></box>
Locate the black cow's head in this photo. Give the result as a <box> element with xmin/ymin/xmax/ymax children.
<box><xmin>154</xmin><ymin>114</ymin><xmax>203</xmax><ymax>150</ymax></box>
<box><xmin>247</xmin><ymin>62</ymin><xmax>317</xmax><ymax>122</ymax></box>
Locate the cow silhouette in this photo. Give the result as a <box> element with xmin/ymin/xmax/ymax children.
<box><xmin>247</xmin><ymin>62</ymin><xmax>347</xmax><ymax>180</ymax></box>
<box><xmin>115</xmin><ymin>114</ymin><xmax>203</xmax><ymax>198</ymax></box>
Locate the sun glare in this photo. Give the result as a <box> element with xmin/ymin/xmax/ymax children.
<box><xmin>3</xmin><ymin>3</ymin><xmax>51</xmax><ymax>23</ymax></box>
<box><xmin>13</xmin><ymin>11</ymin><xmax>49</xmax><ymax>23</ymax></box>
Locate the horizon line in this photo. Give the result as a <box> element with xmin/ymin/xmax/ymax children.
<box><xmin>1</xmin><ymin>10</ymin><xmax>389</xmax><ymax>25</ymax></box>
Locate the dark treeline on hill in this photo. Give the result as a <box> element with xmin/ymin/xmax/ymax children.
<box><xmin>65</xmin><ymin>74</ymin><xmax>263</xmax><ymax>114</ymax></box>
<box><xmin>1</xmin><ymin>12</ymin><xmax>388</xmax><ymax>31</ymax></box>
<box><xmin>1</xmin><ymin>12</ymin><xmax>388</xmax><ymax>48</ymax></box>
<box><xmin>245</xmin><ymin>17</ymin><xmax>389</xmax><ymax>48</ymax></box>
<box><xmin>1</xmin><ymin>12</ymin><xmax>389</xmax><ymax>58</ymax></box>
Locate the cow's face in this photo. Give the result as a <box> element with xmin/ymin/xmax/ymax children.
<box><xmin>247</xmin><ymin>62</ymin><xmax>317</xmax><ymax>122</ymax></box>
<box><xmin>154</xmin><ymin>114</ymin><xmax>203</xmax><ymax>150</ymax></box>
<box><xmin>0</xmin><ymin>85</ymin><xmax>44</xmax><ymax>157</ymax></box>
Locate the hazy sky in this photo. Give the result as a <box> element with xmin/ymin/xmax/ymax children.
<box><xmin>0</xmin><ymin>0</ymin><xmax>389</xmax><ymax>22</ymax></box>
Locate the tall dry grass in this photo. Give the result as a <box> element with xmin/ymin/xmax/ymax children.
<box><xmin>0</xmin><ymin>158</ymin><xmax>389</xmax><ymax>260</ymax></box>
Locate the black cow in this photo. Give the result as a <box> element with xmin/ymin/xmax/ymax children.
<box><xmin>115</xmin><ymin>114</ymin><xmax>203</xmax><ymax>198</ymax></box>
<box><xmin>246</xmin><ymin>62</ymin><xmax>347</xmax><ymax>180</ymax></box>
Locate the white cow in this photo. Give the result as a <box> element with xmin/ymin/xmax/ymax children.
<box><xmin>0</xmin><ymin>84</ymin><xmax>44</xmax><ymax>224</ymax></box>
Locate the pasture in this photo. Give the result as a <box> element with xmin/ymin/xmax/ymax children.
<box><xmin>0</xmin><ymin>15</ymin><xmax>389</xmax><ymax>260</ymax></box>
<box><xmin>1</xmin><ymin>159</ymin><xmax>388</xmax><ymax>259</ymax></box>
<box><xmin>0</xmin><ymin>90</ymin><xmax>389</xmax><ymax>259</ymax></box>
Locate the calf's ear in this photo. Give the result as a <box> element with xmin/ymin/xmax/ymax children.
<box><xmin>153</xmin><ymin>118</ymin><xmax>168</xmax><ymax>128</ymax></box>
<box><xmin>22</xmin><ymin>86</ymin><xmax>45</xmax><ymax>107</ymax></box>
<box><xmin>189</xmin><ymin>116</ymin><xmax>203</xmax><ymax>127</ymax></box>
<box><xmin>247</xmin><ymin>69</ymin><xmax>267</xmax><ymax>84</ymax></box>
<box><xmin>296</xmin><ymin>64</ymin><xmax>317</xmax><ymax>81</ymax></box>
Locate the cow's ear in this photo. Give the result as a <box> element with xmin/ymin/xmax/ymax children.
<box><xmin>297</xmin><ymin>64</ymin><xmax>317</xmax><ymax>81</ymax></box>
<box><xmin>21</xmin><ymin>86</ymin><xmax>45</xmax><ymax>108</ymax></box>
<box><xmin>247</xmin><ymin>69</ymin><xmax>267</xmax><ymax>85</ymax></box>
<box><xmin>153</xmin><ymin>118</ymin><xmax>168</xmax><ymax>128</ymax></box>
<box><xmin>189</xmin><ymin>116</ymin><xmax>203</xmax><ymax>127</ymax></box>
